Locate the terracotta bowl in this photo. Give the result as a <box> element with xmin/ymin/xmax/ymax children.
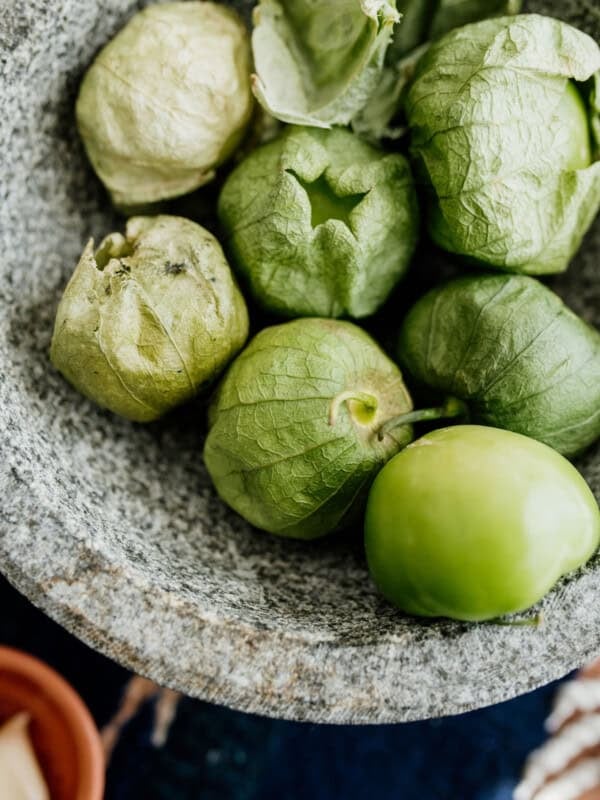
<box><xmin>0</xmin><ymin>647</ymin><xmax>104</xmax><ymax>800</ymax></box>
<box><xmin>0</xmin><ymin>0</ymin><xmax>599</xmax><ymax>724</ymax></box>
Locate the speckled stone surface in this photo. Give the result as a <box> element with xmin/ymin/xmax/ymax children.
<box><xmin>0</xmin><ymin>0</ymin><xmax>599</xmax><ymax>725</ymax></box>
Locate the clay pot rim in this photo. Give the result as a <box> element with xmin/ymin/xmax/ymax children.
<box><xmin>0</xmin><ymin>645</ymin><xmax>105</xmax><ymax>800</ymax></box>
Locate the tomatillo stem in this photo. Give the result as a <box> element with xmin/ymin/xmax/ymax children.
<box><xmin>329</xmin><ymin>391</ymin><xmax>378</xmax><ymax>427</ymax></box>
<box><xmin>377</xmin><ymin>396</ymin><xmax>467</xmax><ymax>442</ymax></box>
<box><xmin>486</xmin><ymin>612</ymin><xmax>544</xmax><ymax>628</ymax></box>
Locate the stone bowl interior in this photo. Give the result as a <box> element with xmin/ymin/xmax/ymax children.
<box><xmin>1</xmin><ymin>0</ymin><xmax>599</xmax><ymax>724</ymax></box>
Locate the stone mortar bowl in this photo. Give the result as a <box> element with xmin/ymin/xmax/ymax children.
<box><xmin>1</xmin><ymin>0</ymin><xmax>599</xmax><ymax>724</ymax></box>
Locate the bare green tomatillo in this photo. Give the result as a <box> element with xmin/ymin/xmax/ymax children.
<box><xmin>397</xmin><ymin>274</ymin><xmax>600</xmax><ymax>457</ymax></box>
<box><xmin>204</xmin><ymin>318</ymin><xmax>414</xmax><ymax>539</ymax></box>
<box><xmin>76</xmin><ymin>2</ymin><xmax>253</xmax><ymax>208</ymax></box>
<box><xmin>51</xmin><ymin>216</ymin><xmax>249</xmax><ymax>422</ymax></box>
<box><xmin>218</xmin><ymin>126</ymin><xmax>419</xmax><ymax>319</ymax></box>
<box><xmin>405</xmin><ymin>14</ymin><xmax>600</xmax><ymax>274</ymax></box>
<box><xmin>365</xmin><ymin>425</ymin><xmax>600</xmax><ymax>621</ymax></box>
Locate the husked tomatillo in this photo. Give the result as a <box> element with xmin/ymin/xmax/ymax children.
<box><xmin>397</xmin><ymin>274</ymin><xmax>600</xmax><ymax>457</ymax></box>
<box><xmin>251</xmin><ymin>0</ymin><xmax>399</xmax><ymax>127</ymax></box>
<box><xmin>204</xmin><ymin>318</ymin><xmax>414</xmax><ymax>539</ymax></box>
<box><xmin>76</xmin><ymin>2</ymin><xmax>253</xmax><ymax>207</ymax></box>
<box><xmin>405</xmin><ymin>14</ymin><xmax>600</xmax><ymax>274</ymax></box>
<box><xmin>218</xmin><ymin>126</ymin><xmax>418</xmax><ymax>319</ymax></box>
<box><xmin>51</xmin><ymin>216</ymin><xmax>249</xmax><ymax>422</ymax></box>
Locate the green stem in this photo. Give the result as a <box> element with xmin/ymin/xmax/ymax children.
<box><xmin>484</xmin><ymin>612</ymin><xmax>544</xmax><ymax>628</ymax></box>
<box><xmin>377</xmin><ymin>396</ymin><xmax>467</xmax><ymax>442</ymax></box>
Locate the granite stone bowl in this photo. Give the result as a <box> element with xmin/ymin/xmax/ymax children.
<box><xmin>1</xmin><ymin>0</ymin><xmax>599</xmax><ymax>724</ymax></box>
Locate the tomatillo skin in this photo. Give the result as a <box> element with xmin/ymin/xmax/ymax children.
<box><xmin>364</xmin><ymin>425</ymin><xmax>600</xmax><ymax>622</ymax></box>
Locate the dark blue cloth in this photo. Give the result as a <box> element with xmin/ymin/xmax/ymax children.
<box><xmin>1</xmin><ymin>575</ymin><xmax>560</xmax><ymax>799</ymax></box>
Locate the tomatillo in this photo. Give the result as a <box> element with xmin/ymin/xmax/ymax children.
<box><xmin>364</xmin><ymin>425</ymin><xmax>600</xmax><ymax>621</ymax></box>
